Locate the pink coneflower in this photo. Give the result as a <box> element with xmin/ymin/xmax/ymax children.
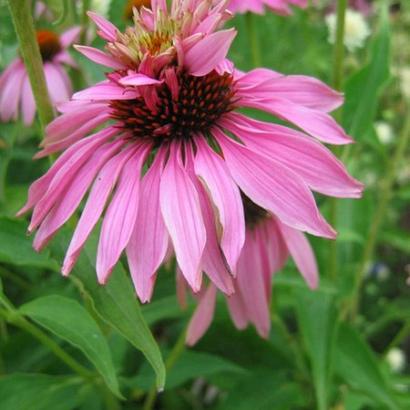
<box><xmin>0</xmin><ymin>27</ymin><xmax>80</xmax><ymax>125</ymax></box>
<box><xmin>19</xmin><ymin>0</ymin><xmax>362</xmax><ymax>302</ymax></box>
<box><xmin>185</xmin><ymin>196</ymin><xmax>318</xmax><ymax>344</ymax></box>
<box><xmin>228</xmin><ymin>0</ymin><xmax>307</xmax><ymax>15</ymax></box>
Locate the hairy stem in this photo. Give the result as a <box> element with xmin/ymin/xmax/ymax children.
<box><xmin>245</xmin><ymin>13</ymin><xmax>262</xmax><ymax>67</ymax></box>
<box><xmin>8</xmin><ymin>0</ymin><xmax>54</xmax><ymax>130</ymax></box>
<box><xmin>328</xmin><ymin>0</ymin><xmax>347</xmax><ymax>280</ymax></box>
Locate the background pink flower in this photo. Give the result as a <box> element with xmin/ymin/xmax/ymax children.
<box><xmin>0</xmin><ymin>27</ymin><xmax>80</xmax><ymax>125</ymax></box>
<box><xmin>228</xmin><ymin>0</ymin><xmax>308</xmax><ymax>15</ymax></box>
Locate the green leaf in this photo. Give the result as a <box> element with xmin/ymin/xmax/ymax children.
<box><xmin>216</xmin><ymin>369</ymin><xmax>304</xmax><ymax>410</ymax></box>
<box><xmin>0</xmin><ymin>373</ymin><xmax>81</xmax><ymax>410</ymax></box>
<box><xmin>342</xmin><ymin>3</ymin><xmax>390</xmax><ymax>140</ymax></box>
<box><xmin>294</xmin><ymin>288</ymin><xmax>338</xmax><ymax>410</ymax></box>
<box><xmin>51</xmin><ymin>230</ymin><xmax>166</xmax><ymax>390</ymax></box>
<box><xmin>0</xmin><ymin>217</ymin><xmax>59</xmax><ymax>271</ymax></box>
<box><xmin>19</xmin><ymin>295</ymin><xmax>122</xmax><ymax>398</ymax></box>
<box><xmin>334</xmin><ymin>323</ymin><xmax>399</xmax><ymax>409</ymax></box>
<box><xmin>133</xmin><ymin>350</ymin><xmax>245</xmax><ymax>390</ymax></box>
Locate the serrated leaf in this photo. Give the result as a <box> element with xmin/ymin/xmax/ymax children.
<box><xmin>0</xmin><ymin>217</ymin><xmax>59</xmax><ymax>271</ymax></box>
<box><xmin>51</xmin><ymin>230</ymin><xmax>166</xmax><ymax>390</ymax></box>
<box><xmin>334</xmin><ymin>323</ymin><xmax>399</xmax><ymax>409</ymax></box>
<box><xmin>19</xmin><ymin>295</ymin><xmax>122</xmax><ymax>398</ymax></box>
<box><xmin>294</xmin><ymin>288</ymin><xmax>338</xmax><ymax>410</ymax></box>
<box><xmin>342</xmin><ymin>4</ymin><xmax>390</xmax><ymax>140</ymax></box>
<box><xmin>0</xmin><ymin>373</ymin><xmax>81</xmax><ymax>410</ymax></box>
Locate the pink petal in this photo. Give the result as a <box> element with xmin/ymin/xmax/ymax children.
<box><xmin>184</xmin><ymin>29</ymin><xmax>237</xmax><ymax>76</ymax></box>
<box><xmin>194</xmin><ymin>137</ymin><xmax>245</xmax><ymax>272</ymax></box>
<box><xmin>126</xmin><ymin>148</ymin><xmax>169</xmax><ymax>303</ymax></box>
<box><xmin>97</xmin><ymin>143</ymin><xmax>150</xmax><ymax>284</ymax></box>
<box><xmin>222</xmin><ymin>113</ymin><xmax>363</xmax><ymax>198</ymax></box>
<box><xmin>277</xmin><ymin>220</ymin><xmax>319</xmax><ymax>290</ymax></box>
<box><xmin>194</xmin><ymin>170</ymin><xmax>235</xmax><ymax>295</ymax></box>
<box><xmin>240</xmin><ymin>98</ymin><xmax>352</xmax><ymax>145</ymax></box>
<box><xmin>60</xmin><ymin>26</ymin><xmax>81</xmax><ymax>47</ymax></box>
<box><xmin>213</xmin><ymin>129</ymin><xmax>336</xmax><ymax>239</ymax></box>
<box><xmin>159</xmin><ymin>144</ymin><xmax>206</xmax><ymax>292</ymax></box>
<box><xmin>62</xmin><ymin>145</ymin><xmax>138</xmax><ymax>276</ymax></box>
<box><xmin>0</xmin><ymin>62</ymin><xmax>25</xmax><ymax>122</ymax></box>
<box><xmin>21</xmin><ymin>75</ymin><xmax>36</xmax><ymax>125</ymax></box>
<box><xmin>44</xmin><ymin>63</ymin><xmax>71</xmax><ymax>104</ymax></box>
<box><xmin>119</xmin><ymin>73</ymin><xmax>163</xmax><ymax>86</ymax></box>
<box><xmin>29</xmin><ymin>128</ymin><xmax>116</xmax><ymax>232</ymax></box>
<box><xmin>226</xmin><ymin>290</ymin><xmax>249</xmax><ymax>330</ymax></box>
<box><xmin>74</xmin><ymin>45</ymin><xmax>125</xmax><ymax>69</ymax></box>
<box><xmin>237</xmin><ymin>71</ymin><xmax>343</xmax><ymax>112</ymax></box>
<box><xmin>236</xmin><ymin>230</ymin><xmax>271</xmax><ymax>338</ymax></box>
<box><xmin>186</xmin><ymin>284</ymin><xmax>217</xmax><ymax>346</ymax></box>
<box><xmin>87</xmin><ymin>12</ymin><xmax>118</xmax><ymax>41</ymax></box>
<box><xmin>33</xmin><ymin>140</ymin><xmax>123</xmax><ymax>251</ymax></box>
<box><xmin>73</xmin><ymin>82</ymin><xmax>139</xmax><ymax>101</ymax></box>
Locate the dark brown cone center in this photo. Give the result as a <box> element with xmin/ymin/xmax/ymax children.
<box><xmin>36</xmin><ymin>30</ymin><xmax>62</xmax><ymax>61</ymax></box>
<box><xmin>110</xmin><ymin>70</ymin><xmax>236</xmax><ymax>142</ymax></box>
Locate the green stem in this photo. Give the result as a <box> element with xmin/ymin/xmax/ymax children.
<box><xmin>8</xmin><ymin>0</ymin><xmax>54</xmax><ymax>131</ymax></box>
<box><xmin>0</xmin><ymin>308</ymin><xmax>93</xmax><ymax>379</ymax></box>
<box><xmin>346</xmin><ymin>104</ymin><xmax>410</xmax><ymax>320</ymax></box>
<box><xmin>143</xmin><ymin>326</ymin><xmax>187</xmax><ymax>410</ymax></box>
<box><xmin>328</xmin><ymin>0</ymin><xmax>347</xmax><ymax>281</ymax></box>
<box><xmin>245</xmin><ymin>13</ymin><xmax>261</xmax><ymax>67</ymax></box>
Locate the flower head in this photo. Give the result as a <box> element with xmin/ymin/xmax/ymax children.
<box><xmin>227</xmin><ymin>0</ymin><xmax>307</xmax><ymax>15</ymax></box>
<box><xmin>186</xmin><ymin>196</ymin><xmax>319</xmax><ymax>344</ymax></box>
<box><xmin>0</xmin><ymin>26</ymin><xmax>80</xmax><ymax>125</ymax></box>
<box><xmin>20</xmin><ymin>0</ymin><xmax>362</xmax><ymax>302</ymax></box>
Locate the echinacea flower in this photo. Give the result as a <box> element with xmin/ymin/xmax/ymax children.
<box><xmin>19</xmin><ymin>0</ymin><xmax>362</xmax><ymax>302</ymax></box>
<box><xmin>0</xmin><ymin>27</ymin><xmax>80</xmax><ymax>125</ymax></box>
<box><xmin>185</xmin><ymin>196</ymin><xmax>318</xmax><ymax>345</ymax></box>
<box><xmin>227</xmin><ymin>0</ymin><xmax>307</xmax><ymax>15</ymax></box>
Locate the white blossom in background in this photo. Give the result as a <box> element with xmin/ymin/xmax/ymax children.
<box><xmin>375</xmin><ymin>121</ymin><xmax>394</xmax><ymax>145</ymax></box>
<box><xmin>399</xmin><ymin>67</ymin><xmax>410</xmax><ymax>99</ymax></box>
<box><xmin>326</xmin><ymin>9</ymin><xmax>371</xmax><ymax>52</ymax></box>
<box><xmin>386</xmin><ymin>348</ymin><xmax>406</xmax><ymax>373</ymax></box>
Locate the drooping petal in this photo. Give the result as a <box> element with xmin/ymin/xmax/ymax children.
<box><xmin>277</xmin><ymin>220</ymin><xmax>319</xmax><ymax>290</ymax></box>
<box><xmin>236</xmin><ymin>230</ymin><xmax>271</xmax><ymax>338</ymax></box>
<box><xmin>240</xmin><ymin>98</ymin><xmax>353</xmax><ymax>145</ymax></box>
<box><xmin>186</xmin><ymin>284</ymin><xmax>217</xmax><ymax>346</ymax></box>
<box><xmin>126</xmin><ymin>147</ymin><xmax>169</xmax><ymax>303</ymax></box>
<box><xmin>29</xmin><ymin>127</ymin><xmax>117</xmax><ymax>232</ymax></box>
<box><xmin>213</xmin><ymin>129</ymin><xmax>336</xmax><ymax>239</ymax></box>
<box><xmin>0</xmin><ymin>62</ymin><xmax>25</xmax><ymax>122</ymax></box>
<box><xmin>221</xmin><ymin>113</ymin><xmax>363</xmax><ymax>198</ymax></box>
<box><xmin>62</xmin><ymin>145</ymin><xmax>138</xmax><ymax>276</ymax></box>
<box><xmin>194</xmin><ymin>137</ymin><xmax>245</xmax><ymax>272</ymax></box>
<box><xmin>33</xmin><ymin>140</ymin><xmax>123</xmax><ymax>251</ymax></box>
<box><xmin>44</xmin><ymin>63</ymin><xmax>70</xmax><ymax>104</ymax></box>
<box><xmin>97</xmin><ymin>143</ymin><xmax>150</xmax><ymax>284</ymax></box>
<box><xmin>184</xmin><ymin>29</ymin><xmax>237</xmax><ymax>76</ymax></box>
<box><xmin>160</xmin><ymin>144</ymin><xmax>206</xmax><ymax>292</ymax></box>
<box><xmin>21</xmin><ymin>75</ymin><xmax>36</xmax><ymax>126</ymax></box>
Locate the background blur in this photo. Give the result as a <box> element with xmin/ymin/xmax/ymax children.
<box><xmin>0</xmin><ymin>0</ymin><xmax>409</xmax><ymax>409</ymax></box>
